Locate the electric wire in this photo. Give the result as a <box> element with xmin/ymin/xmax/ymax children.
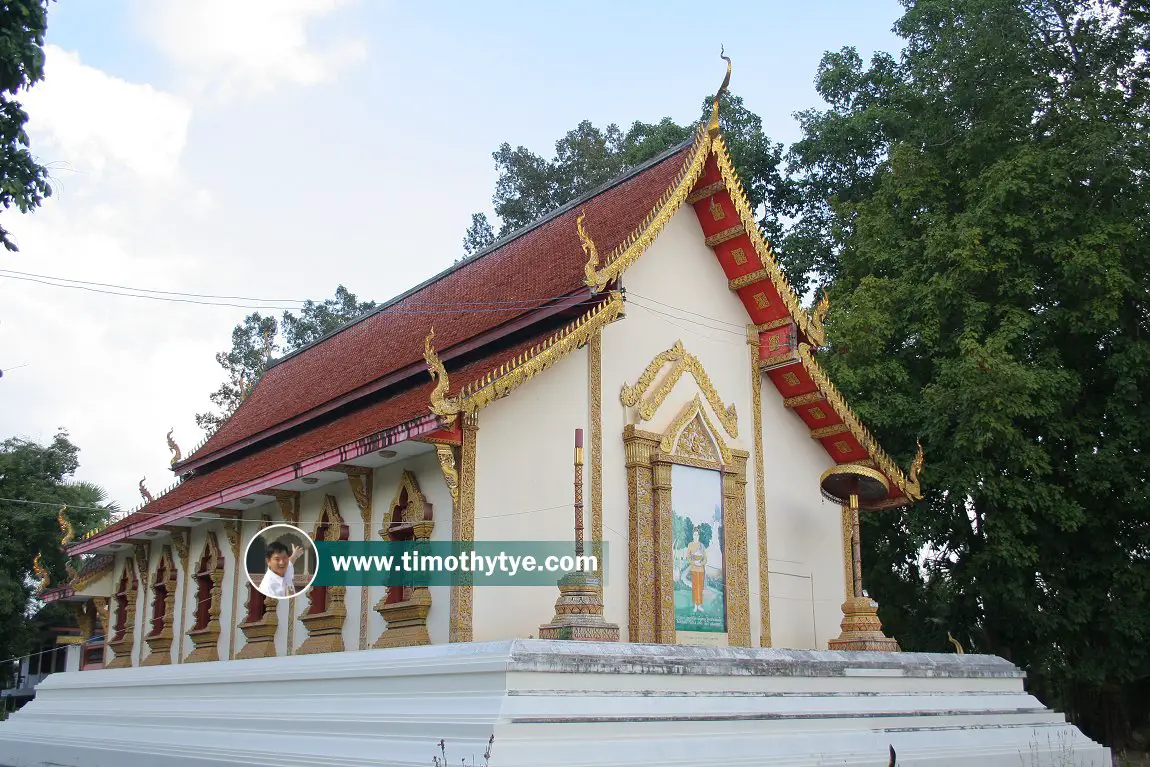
<box><xmin>0</xmin><ymin>269</ymin><xmax>593</xmax><ymax>312</ymax></box>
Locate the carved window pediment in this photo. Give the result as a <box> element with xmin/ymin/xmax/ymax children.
<box><xmin>381</xmin><ymin>470</ymin><xmax>433</xmax><ymax>542</ymax></box>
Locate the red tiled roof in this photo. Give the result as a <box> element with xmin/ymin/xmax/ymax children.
<box><xmin>185</xmin><ymin>143</ymin><xmax>693</xmax><ymax>467</ymax></box>
<box><xmin>78</xmin><ymin>322</ymin><xmax>585</xmax><ymax>547</ymax></box>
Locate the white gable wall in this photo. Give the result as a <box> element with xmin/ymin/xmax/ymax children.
<box><xmin>599</xmin><ymin>204</ymin><xmax>844</xmax><ymax>649</ymax></box>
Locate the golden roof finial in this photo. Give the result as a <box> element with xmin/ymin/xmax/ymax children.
<box><xmin>577</xmin><ymin>210</ymin><xmax>601</xmax><ymax>288</ymax></box>
<box><xmin>907</xmin><ymin>440</ymin><xmax>925</xmax><ymax>500</ymax></box>
<box><xmin>814</xmin><ymin>289</ymin><xmax>830</xmax><ymax>327</ymax></box>
<box><xmin>32</xmin><ymin>552</ymin><xmax>50</xmax><ymax>592</ymax></box>
<box><xmin>708</xmin><ymin>46</ymin><xmax>733</xmax><ymax>137</ymax></box>
<box><xmin>424</xmin><ymin>329</ymin><xmax>459</xmax><ymax>419</ymax></box>
<box><xmin>166</xmin><ymin>428</ymin><xmax>182</xmax><ymax>465</ymax></box>
<box><xmin>947</xmin><ymin>631</ymin><xmax>964</xmax><ymax>654</ymax></box>
<box><xmin>58</xmin><ymin>505</ymin><xmax>75</xmax><ymax>547</ymax></box>
<box><xmin>139</xmin><ymin>477</ymin><xmax>154</xmax><ymax>504</ymax></box>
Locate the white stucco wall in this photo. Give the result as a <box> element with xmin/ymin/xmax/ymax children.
<box><xmin>472</xmin><ymin>344</ymin><xmax>590</xmax><ymax>642</ymax></box>
<box><xmin>600</xmin><ymin>204</ymin><xmax>845</xmax><ymax>649</ymax></box>
<box><xmin>601</xmin><ymin>205</ymin><xmax>762</xmax><ymax>644</ymax></box>
<box><xmin>760</xmin><ymin>378</ymin><xmax>842</xmax><ymax>648</ymax></box>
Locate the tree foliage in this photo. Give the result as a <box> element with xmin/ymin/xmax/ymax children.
<box><xmin>787</xmin><ymin>0</ymin><xmax>1150</xmax><ymax>745</ymax></box>
<box><xmin>0</xmin><ymin>431</ymin><xmax>113</xmax><ymax>671</ymax></box>
<box><xmin>470</xmin><ymin>95</ymin><xmax>789</xmax><ymax>246</ymax></box>
<box><xmin>0</xmin><ymin>0</ymin><xmax>53</xmax><ymax>252</ymax></box>
<box><xmin>461</xmin><ymin>212</ymin><xmax>495</xmax><ymax>258</ymax></box>
<box><xmin>196</xmin><ymin>286</ymin><xmax>378</xmax><ymax>433</ymax></box>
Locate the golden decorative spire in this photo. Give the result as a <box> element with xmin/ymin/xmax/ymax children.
<box><xmin>423</xmin><ymin>329</ymin><xmax>459</xmax><ymax>419</ymax></box>
<box><xmin>813</xmin><ymin>289</ymin><xmax>830</xmax><ymax>328</ymax></box>
<box><xmin>139</xmin><ymin>477</ymin><xmax>154</xmax><ymax>504</ymax></box>
<box><xmin>947</xmin><ymin>631</ymin><xmax>964</xmax><ymax>654</ymax></box>
<box><xmin>708</xmin><ymin>46</ymin><xmax>733</xmax><ymax>136</ymax></box>
<box><xmin>32</xmin><ymin>553</ymin><xmax>50</xmax><ymax>592</ymax></box>
<box><xmin>577</xmin><ymin>211</ymin><xmax>601</xmax><ymax>287</ymax></box>
<box><xmin>166</xmin><ymin>428</ymin><xmax>182</xmax><ymax>465</ymax></box>
<box><xmin>58</xmin><ymin>505</ymin><xmax>75</xmax><ymax>547</ymax></box>
<box><xmin>907</xmin><ymin>440</ymin><xmax>925</xmax><ymax>500</ymax></box>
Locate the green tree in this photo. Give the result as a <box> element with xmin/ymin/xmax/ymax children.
<box><xmin>461</xmin><ymin>212</ymin><xmax>495</xmax><ymax>258</ymax></box>
<box><xmin>677</xmin><ymin>516</ymin><xmax>695</xmax><ymax>549</ymax></box>
<box><xmin>196</xmin><ymin>287</ymin><xmax>378</xmax><ymax>434</ymax></box>
<box><xmin>0</xmin><ymin>431</ymin><xmax>114</xmax><ymax>673</ymax></box>
<box><xmin>0</xmin><ymin>0</ymin><xmax>53</xmax><ymax>252</ymax></box>
<box><xmin>788</xmin><ymin>0</ymin><xmax>1150</xmax><ymax>746</ymax></box>
<box><xmin>471</xmin><ymin>97</ymin><xmax>788</xmax><ymax>243</ymax></box>
<box><xmin>697</xmin><ymin>522</ymin><xmax>713</xmax><ymax>550</ymax></box>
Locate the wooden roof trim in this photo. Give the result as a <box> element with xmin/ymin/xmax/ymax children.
<box><xmin>583</xmin><ymin>127</ymin><xmax>713</xmax><ymax>292</ymax></box>
<box><xmin>427</xmin><ymin>292</ymin><xmax>626</xmax><ymax>419</ymax></box>
<box><xmin>794</xmin><ymin>343</ymin><xmax>923</xmax><ymax>505</ymax></box>
<box><xmin>711</xmin><ymin>135</ymin><xmax>826</xmax><ymax>347</ymax></box>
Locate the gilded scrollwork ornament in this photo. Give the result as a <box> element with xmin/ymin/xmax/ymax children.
<box><xmin>620</xmin><ymin>340</ymin><xmax>738</xmax><ymax>439</ymax></box>
<box><xmin>583</xmin><ymin>129</ymin><xmax>712</xmax><ymax>293</ymax></box>
<box><xmin>424</xmin><ymin>293</ymin><xmax>625</xmax><ymax>421</ymax></box>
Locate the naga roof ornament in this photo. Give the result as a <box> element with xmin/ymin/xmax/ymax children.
<box><xmin>167</xmin><ymin>428</ymin><xmax>182</xmax><ymax>465</ymax></box>
<box><xmin>139</xmin><ymin>477</ymin><xmax>154</xmax><ymax>504</ymax></box>
<box><xmin>58</xmin><ymin>505</ymin><xmax>75</xmax><ymax>547</ymax></box>
<box><xmin>32</xmin><ymin>552</ymin><xmax>50</xmax><ymax>593</ymax></box>
<box><xmin>906</xmin><ymin>440</ymin><xmax>925</xmax><ymax>501</ymax></box>
<box><xmin>708</xmin><ymin>46</ymin><xmax>732</xmax><ymax>137</ymax></box>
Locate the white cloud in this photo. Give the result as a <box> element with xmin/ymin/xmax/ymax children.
<box><xmin>142</xmin><ymin>0</ymin><xmax>367</xmax><ymax>101</ymax></box>
<box><xmin>22</xmin><ymin>46</ymin><xmax>191</xmax><ymax>184</ymax></box>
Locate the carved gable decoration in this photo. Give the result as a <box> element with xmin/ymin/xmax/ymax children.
<box><xmin>661</xmin><ymin>395</ymin><xmax>732</xmax><ymax>466</ymax></box>
<box><xmin>621</xmin><ymin>340</ymin><xmax>737</xmax><ymax>439</ymax></box>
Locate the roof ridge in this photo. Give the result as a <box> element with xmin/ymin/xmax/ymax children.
<box><xmin>265</xmin><ymin>137</ymin><xmax>696</xmax><ymax>372</ymax></box>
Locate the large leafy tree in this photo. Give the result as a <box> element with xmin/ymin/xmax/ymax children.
<box><xmin>0</xmin><ymin>431</ymin><xmax>114</xmax><ymax>673</ymax></box>
<box><xmin>788</xmin><ymin>0</ymin><xmax>1150</xmax><ymax>745</ymax></box>
<box><xmin>196</xmin><ymin>287</ymin><xmax>378</xmax><ymax>433</ymax></box>
<box><xmin>472</xmin><ymin>95</ymin><xmax>790</xmax><ymax>246</ymax></box>
<box><xmin>0</xmin><ymin>0</ymin><xmax>52</xmax><ymax>252</ymax></box>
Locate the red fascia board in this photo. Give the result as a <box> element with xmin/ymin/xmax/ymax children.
<box><xmin>175</xmin><ymin>290</ymin><xmax>594</xmax><ymax>476</ymax></box>
<box><xmin>40</xmin><ymin>586</ymin><xmax>74</xmax><ymax>603</ymax></box>
<box><xmin>69</xmin><ymin>413</ymin><xmax>443</xmax><ymax>556</ymax></box>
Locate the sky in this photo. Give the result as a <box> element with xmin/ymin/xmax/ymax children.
<box><xmin>0</xmin><ymin>0</ymin><xmax>905</xmax><ymax>512</ymax></box>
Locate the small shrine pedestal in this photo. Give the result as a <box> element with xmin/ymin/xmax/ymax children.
<box><xmin>827</xmin><ymin>595</ymin><xmax>900</xmax><ymax>652</ymax></box>
<box><xmin>538</xmin><ymin>571</ymin><xmax>618</xmax><ymax>642</ymax></box>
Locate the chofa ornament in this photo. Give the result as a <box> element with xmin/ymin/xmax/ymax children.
<box><xmin>166</xmin><ymin>428</ymin><xmax>182</xmax><ymax>465</ymax></box>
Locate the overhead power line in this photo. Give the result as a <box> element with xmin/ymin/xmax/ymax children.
<box><xmin>0</xmin><ymin>270</ymin><xmax>592</xmax><ymax>313</ymax></box>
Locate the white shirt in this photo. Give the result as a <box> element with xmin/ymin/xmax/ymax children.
<box><xmin>258</xmin><ymin>561</ymin><xmax>295</xmax><ymax>598</ymax></box>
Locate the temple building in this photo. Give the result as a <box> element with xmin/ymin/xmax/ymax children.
<box><xmin>5</xmin><ymin>64</ymin><xmax>1110</xmax><ymax>767</ymax></box>
<box><xmin>34</xmin><ymin>78</ymin><xmax>925</xmax><ymax>664</ymax></box>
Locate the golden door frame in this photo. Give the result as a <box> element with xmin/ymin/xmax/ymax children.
<box><xmin>624</xmin><ymin>394</ymin><xmax>750</xmax><ymax>647</ymax></box>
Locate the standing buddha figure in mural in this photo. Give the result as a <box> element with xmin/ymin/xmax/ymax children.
<box><xmin>687</xmin><ymin>526</ymin><xmax>707</xmax><ymax>613</ymax></box>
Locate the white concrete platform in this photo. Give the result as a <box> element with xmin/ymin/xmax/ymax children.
<box><xmin>0</xmin><ymin>640</ymin><xmax>1111</xmax><ymax>767</ymax></box>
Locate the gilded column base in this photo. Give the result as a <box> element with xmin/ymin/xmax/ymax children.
<box><xmin>105</xmin><ymin>639</ymin><xmax>133</xmax><ymax>669</ymax></box>
<box><xmin>374</xmin><ymin>589</ymin><xmax>432</xmax><ymax>649</ymax></box>
<box><xmin>827</xmin><ymin>597</ymin><xmax>900</xmax><ymax>652</ymax></box>
<box><xmin>184</xmin><ymin>627</ymin><xmax>221</xmax><ymax>663</ymax></box>
<box><xmin>538</xmin><ymin>571</ymin><xmax>620</xmax><ymax>642</ymax></box>
<box><xmin>297</xmin><ymin>611</ymin><xmax>347</xmax><ymax>655</ymax></box>
<box><xmin>140</xmin><ymin>633</ymin><xmax>173</xmax><ymax>666</ymax></box>
<box><xmin>237</xmin><ymin>603</ymin><xmax>279</xmax><ymax>660</ymax></box>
